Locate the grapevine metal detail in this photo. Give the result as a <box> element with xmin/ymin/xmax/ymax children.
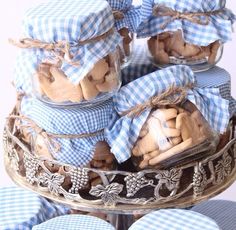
<box><xmin>3</xmin><ymin>115</ymin><xmax>236</xmax><ymax>213</ymax></box>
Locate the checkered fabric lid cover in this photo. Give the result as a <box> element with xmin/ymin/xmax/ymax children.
<box><xmin>19</xmin><ymin>0</ymin><xmax>121</xmax><ymax>85</ymax></box>
<box><xmin>0</xmin><ymin>186</ymin><xmax>69</xmax><ymax>230</ymax></box>
<box><xmin>121</xmin><ymin>42</ymin><xmax>236</xmax><ymax>116</ymax></box>
<box><xmin>20</xmin><ymin>96</ymin><xmax>114</xmax><ymax>166</ymax></box>
<box><xmin>106</xmin><ymin>65</ymin><xmax>229</xmax><ymax>163</ymax></box>
<box><xmin>32</xmin><ymin>214</ymin><xmax>115</xmax><ymax>230</ymax></box>
<box><xmin>128</xmin><ymin>209</ymin><xmax>220</xmax><ymax>230</ymax></box>
<box><xmin>136</xmin><ymin>0</ymin><xmax>235</xmax><ymax>46</ymax></box>
<box><xmin>191</xmin><ymin>200</ymin><xmax>236</xmax><ymax>230</ymax></box>
<box><xmin>107</xmin><ymin>0</ymin><xmax>141</xmax><ymax>32</ymax></box>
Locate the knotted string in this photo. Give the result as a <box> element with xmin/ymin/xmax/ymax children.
<box><xmin>152</xmin><ymin>5</ymin><xmax>222</xmax><ymax>29</ymax></box>
<box><xmin>7</xmin><ymin>115</ymin><xmax>104</xmax><ymax>154</ymax></box>
<box><xmin>122</xmin><ymin>84</ymin><xmax>194</xmax><ymax>118</ymax></box>
<box><xmin>9</xmin><ymin>28</ymin><xmax>114</xmax><ymax>67</ymax></box>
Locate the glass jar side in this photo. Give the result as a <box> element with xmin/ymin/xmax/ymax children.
<box><xmin>147</xmin><ymin>31</ymin><xmax>223</xmax><ymax>72</ymax></box>
<box><xmin>31</xmin><ymin>49</ymin><xmax>122</xmax><ymax>107</ymax></box>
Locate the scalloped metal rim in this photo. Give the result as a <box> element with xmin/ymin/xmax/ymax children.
<box><xmin>3</xmin><ymin>118</ymin><xmax>236</xmax><ymax>215</ymax></box>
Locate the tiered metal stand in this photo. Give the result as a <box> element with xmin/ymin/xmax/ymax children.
<box><xmin>3</xmin><ymin>114</ymin><xmax>236</xmax><ymax>230</ymax></box>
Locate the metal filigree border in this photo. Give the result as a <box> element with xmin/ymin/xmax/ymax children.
<box><xmin>3</xmin><ymin>117</ymin><xmax>236</xmax><ymax>214</ymax></box>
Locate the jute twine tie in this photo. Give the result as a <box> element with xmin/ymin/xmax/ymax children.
<box><xmin>122</xmin><ymin>84</ymin><xmax>194</xmax><ymax>118</ymax></box>
<box><xmin>8</xmin><ymin>115</ymin><xmax>104</xmax><ymax>153</ymax></box>
<box><xmin>152</xmin><ymin>5</ymin><xmax>222</xmax><ymax>29</ymax></box>
<box><xmin>9</xmin><ymin>28</ymin><xmax>114</xmax><ymax>67</ymax></box>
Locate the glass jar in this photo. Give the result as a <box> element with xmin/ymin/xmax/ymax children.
<box><xmin>32</xmin><ymin>49</ymin><xmax>121</xmax><ymax>107</ymax></box>
<box><xmin>118</xmin><ymin>28</ymin><xmax>134</xmax><ymax>68</ymax></box>
<box><xmin>147</xmin><ymin>30</ymin><xmax>223</xmax><ymax>72</ymax></box>
<box><xmin>11</xmin><ymin>0</ymin><xmax>122</xmax><ymax>107</ymax></box>
<box><xmin>131</xmin><ymin>101</ymin><xmax>219</xmax><ymax>170</ymax></box>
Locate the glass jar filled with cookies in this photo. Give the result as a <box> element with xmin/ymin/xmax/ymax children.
<box><xmin>11</xmin><ymin>0</ymin><xmax>122</xmax><ymax>106</ymax></box>
<box><xmin>136</xmin><ymin>0</ymin><xmax>235</xmax><ymax>72</ymax></box>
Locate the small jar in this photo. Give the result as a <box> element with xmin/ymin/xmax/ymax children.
<box><xmin>13</xmin><ymin>0</ymin><xmax>122</xmax><ymax>107</ymax></box>
<box><xmin>137</xmin><ymin>1</ymin><xmax>235</xmax><ymax>72</ymax></box>
<box><xmin>147</xmin><ymin>31</ymin><xmax>223</xmax><ymax>72</ymax></box>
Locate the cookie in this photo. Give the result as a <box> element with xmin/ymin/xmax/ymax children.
<box><xmin>152</xmin><ymin>108</ymin><xmax>178</xmax><ymax>121</ymax></box>
<box><xmin>95</xmin><ymin>71</ymin><xmax>118</xmax><ymax>92</ymax></box>
<box><xmin>38</xmin><ymin>66</ymin><xmax>84</xmax><ymax>103</ymax></box>
<box><xmin>149</xmin><ymin>138</ymin><xmax>193</xmax><ymax>165</ymax></box>
<box><xmin>89</xmin><ymin>59</ymin><xmax>109</xmax><ymax>81</ymax></box>
<box><xmin>80</xmin><ymin>75</ymin><xmax>99</xmax><ymax>100</ymax></box>
<box><xmin>208</xmin><ymin>40</ymin><xmax>220</xmax><ymax>65</ymax></box>
<box><xmin>176</xmin><ymin>112</ymin><xmax>201</xmax><ymax>141</ymax></box>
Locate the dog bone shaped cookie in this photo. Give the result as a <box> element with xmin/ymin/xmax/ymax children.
<box><xmin>149</xmin><ymin>138</ymin><xmax>193</xmax><ymax>165</ymax></box>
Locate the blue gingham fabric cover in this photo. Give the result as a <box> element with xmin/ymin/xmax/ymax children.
<box><xmin>122</xmin><ymin>43</ymin><xmax>236</xmax><ymax>116</ymax></box>
<box><xmin>20</xmin><ymin>96</ymin><xmax>114</xmax><ymax>167</ymax></box>
<box><xmin>16</xmin><ymin>0</ymin><xmax>121</xmax><ymax>85</ymax></box>
<box><xmin>0</xmin><ymin>186</ymin><xmax>69</xmax><ymax>230</ymax></box>
<box><xmin>128</xmin><ymin>209</ymin><xmax>220</xmax><ymax>230</ymax></box>
<box><xmin>191</xmin><ymin>200</ymin><xmax>236</xmax><ymax>230</ymax></box>
<box><xmin>106</xmin><ymin>65</ymin><xmax>229</xmax><ymax>163</ymax></box>
<box><xmin>136</xmin><ymin>0</ymin><xmax>235</xmax><ymax>46</ymax></box>
<box><xmin>32</xmin><ymin>215</ymin><xmax>115</xmax><ymax>230</ymax></box>
<box><xmin>107</xmin><ymin>0</ymin><xmax>141</xmax><ymax>32</ymax></box>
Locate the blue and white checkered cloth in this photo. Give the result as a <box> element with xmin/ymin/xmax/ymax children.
<box><xmin>0</xmin><ymin>186</ymin><xmax>69</xmax><ymax>230</ymax></box>
<box><xmin>106</xmin><ymin>65</ymin><xmax>229</xmax><ymax>163</ymax></box>
<box><xmin>15</xmin><ymin>0</ymin><xmax>121</xmax><ymax>86</ymax></box>
<box><xmin>191</xmin><ymin>200</ymin><xmax>236</xmax><ymax>230</ymax></box>
<box><xmin>107</xmin><ymin>0</ymin><xmax>141</xmax><ymax>32</ymax></box>
<box><xmin>122</xmin><ymin>43</ymin><xmax>236</xmax><ymax>116</ymax></box>
<box><xmin>20</xmin><ymin>96</ymin><xmax>114</xmax><ymax>166</ymax></box>
<box><xmin>136</xmin><ymin>0</ymin><xmax>235</xmax><ymax>46</ymax></box>
<box><xmin>32</xmin><ymin>215</ymin><xmax>115</xmax><ymax>230</ymax></box>
<box><xmin>128</xmin><ymin>209</ymin><xmax>220</xmax><ymax>230</ymax></box>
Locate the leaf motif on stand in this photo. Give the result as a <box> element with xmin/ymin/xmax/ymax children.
<box><xmin>154</xmin><ymin>169</ymin><xmax>182</xmax><ymax>198</ymax></box>
<box><xmin>89</xmin><ymin>183</ymin><xmax>123</xmax><ymax>206</ymax></box>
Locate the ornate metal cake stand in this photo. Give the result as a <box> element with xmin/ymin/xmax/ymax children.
<box><xmin>3</xmin><ymin>115</ymin><xmax>236</xmax><ymax>229</ymax></box>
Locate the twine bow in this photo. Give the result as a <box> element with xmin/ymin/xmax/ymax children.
<box><xmin>152</xmin><ymin>5</ymin><xmax>222</xmax><ymax>29</ymax></box>
<box><xmin>122</xmin><ymin>84</ymin><xmax>194</xmax><ymax>118</ymax></box>
<box><xmin>8</xmin><ymin>115</ymin><xmax>104</xmax><ymax>154</ymax></box>
<box><xmin>9</xmin><ymin>28</ymin><xmax>114</xmax><ymax>67</ymax></box>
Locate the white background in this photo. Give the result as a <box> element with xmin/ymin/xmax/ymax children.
<box><xmin>0</xmin><ymin>1</ymin><xmax>235</xmax><ymax>201</ymax></box>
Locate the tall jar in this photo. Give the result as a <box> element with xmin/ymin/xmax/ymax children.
<box><xmin>136</xmin><ymin>0</ymin><xmax>235</xmax><ymax>72</ymax></box>
<box><xmin>107</xmin><ymin>0</ymin><xmax>141</xmax><ymax>67</ymax></box>
<box><xmin>11</xmin><ymin>0</ymin><xmax>122</xmax><ymax>107</ymax></box>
